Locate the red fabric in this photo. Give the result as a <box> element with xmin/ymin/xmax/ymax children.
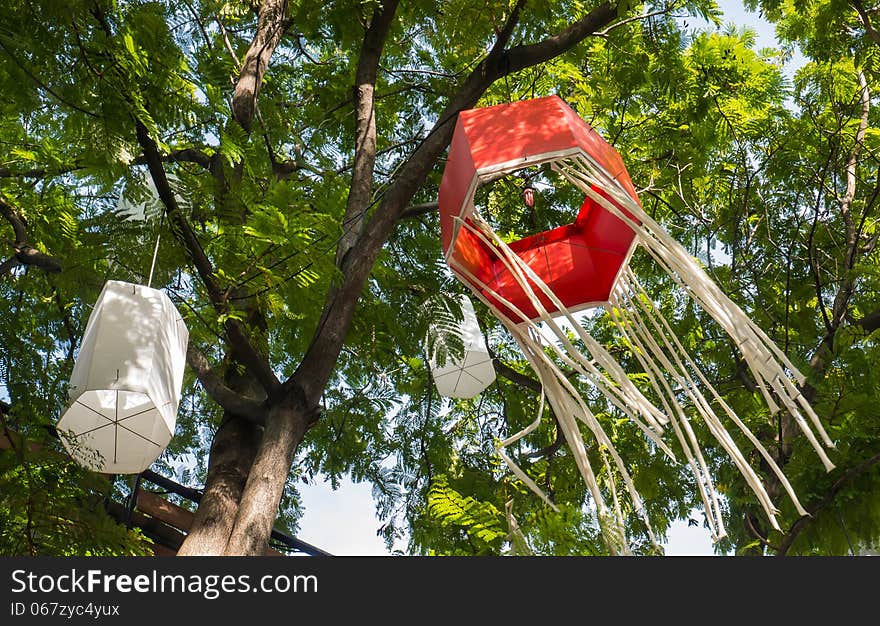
<box><xmin>438</xmin><ymin>96</ymin><xmax>641</xmax><ymax>320</ymax></box>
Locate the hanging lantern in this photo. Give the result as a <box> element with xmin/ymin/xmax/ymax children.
<box><xmin>427</xmin><ymin>295</ymin><xmax>496</xmax><ymax>399</ymax></box>
<box><xmin>522</xmin><ymin>184</ymin><xmax>535</xmax><ymax>208</ymax></box>
<box><xmin>438</xmin><ymin>96</ymin><xmax>835</xmax><ymax>553</ymax></box>
<box><xmin>57</xmin><ymin>280</ymin><xmax>189</xmax><ymax>474</ymax></box>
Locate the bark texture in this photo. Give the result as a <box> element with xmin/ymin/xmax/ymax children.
<box><xmin>232</xmin><ymin>0</ymin><xmax>289</xmax><ymax>132</ymax></box>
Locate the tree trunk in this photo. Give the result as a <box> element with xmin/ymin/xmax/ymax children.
<box><xmin>176</xmin><ymin>416</ymin><xmax>262</xmax><ymax>555</ymax></box>
<box><xmin>178</xmin><ymin>309</ymin><xmax>267</xmax><ymax>555</ymax></box>
<box><xmin>222</xmin><ymin>397</ymin><xmax>313</xmax><ymax>555</ymax></box>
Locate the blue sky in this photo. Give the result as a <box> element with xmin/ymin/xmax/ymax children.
<box><xmin>293</xmin><ymin>0</ymin><xmax>801</xmax><ymax>557</ymax></box>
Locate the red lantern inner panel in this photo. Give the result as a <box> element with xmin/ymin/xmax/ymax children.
<box><xmin>454</xmin><ymin>187</ymin><xmax>638</xmax><ymax>321</ymax></box>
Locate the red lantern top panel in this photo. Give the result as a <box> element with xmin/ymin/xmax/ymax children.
<box><xmin>439</xmin><ymin>95</ymin><xmax>639</xmax><ymax>252</ymax></box>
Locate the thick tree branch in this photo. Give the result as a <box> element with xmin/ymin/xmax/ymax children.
<box><xmin>287</xmin><ymin>1</ymin><xmax>622</xmax><ymax>403</ymax></box>
<box><xmin>0</xmin><ymin>257</ymin><xmax>18</xmax><ymax>275</ymax></box>
<box><xmin>494</xmin><ymin>358</ymin><xmax>541</xmax><ymax>393</ymax></box>
<box><xmin>831</xmin><ymin>70</ymin><xmax>870</xmax><ymax>327</ymax></box>
<box><xmin>132</xmin><ymin>148</ymin><xmax>213</xmax><ymax>170</ymax></box>
<box><xmin>400</xmin><ymin>202</ymin><xmax>439</xmax><ymax>220</ymax></box>
<box><xmin>504</xmin><ymin>2</ymin><xmax>616</xmax><ymax>74</ymax></box>
<box><xmin>134</xmin><ymin>120</ymin><xmax>279</xmax><ymax>393</ymax></box>
<box><xmin>335</xmin><ymin>0</ymin><xmax>401</xmax><ymax>265</ymax></box>
<box><xmin>850</xmin><ymin>0</ymin><xmax>880</xmax><ymax>46</ymax></box>
<box><xmin>0</xmin><ymin>165</ymin><xmax>83</xmax><ymax>179</ymax></box>
<box><xmin>520</xmin><ymin>426</ymin><xmax>565</xmax><ymax>462</ymax></box>
<box><xmin>744</xmin><ymin>512</ymin><xmax>779</xmax><ymax>552</ymax></box>
<box><xmin>858</xmin><ymin>307</ymin><xmax>880</xmax><ymax>333</ymax></box>
<box><xmin>0</xmin><ymin>196</ymin><xmax>28</xmax><ymax>243</ymax></box>
<box><xmin>186</xmin><ymin>343</ymin><xmax>267</xmax><ymax>425</ymax></box>
<box><xmin>493</xmin><ymin>354</ymin><xmax>567</xmax><ymax>464</ymax></box>
<box><xmin>135</xmin><ymin>122</ymin><xmax>222</xmax><ymax>300</ymax></box>
<box><xmin>490</xmin><ymin>0</ymin><xmax>528</xmax><ymax>56</ymax></box>
<box><xmin>804</xmin><ymin>72</ymin><xmax>871</xmax><ymax>400</ymax></box>
<box><xmin>232</xmin><ymin>0</ymin><xmax>289</xmax><ymax>132</ymax></box>
<box><xmin>0</xmin><ymin>194</ymin><xmax>62</xmax><ymax>274</ymax></box>
<box><xmin>840</xmin><ymin>71</ymin><xmax>869</xmax><ymax>238</ymax></box>
<box><xmin>776</xmin><ymin>75</ymin><xmax>877</xmax><ymax>549</ymax></box>
<box><xmin>807</xmin><ymin>154</ymin><xmax>834</xmax><ymax>334</ymax></box>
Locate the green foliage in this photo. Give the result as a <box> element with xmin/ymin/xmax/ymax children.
<box><xmin>0</xmin><ymin>435</ymin><xmax>153</xmax><ymax>556</ymax></box>
<box><xmin>425</xmin><ymin>475</ymin><xmax>507</xmax><ymax>554</ymax></box>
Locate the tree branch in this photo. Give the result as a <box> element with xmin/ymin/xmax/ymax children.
<box><xmin>286</xmin><ymin>0</ymin><xmax>623</xmax><ymax>403</ymax></box>
<box><xmin>0</xmin><ymin>194</ymin><xmax>62</xmax><ymax>274</ymax></box>
<box><xmin>134</xmin><ymin>119</ymin><xmax>279</xmax><ymax>393</ymax></box>
<box><xmin>493</xmin><ymin>354</ymin><xmax>568</xmax><ymax>464</ymax></box>
<box><xmin>504</xmin><ymin>2</ymin><xmax>617</xmax><ymax>74</ymax></box>
<box><xmin>186</xmin><ymin>343</ymin><xmax>266</xmax><ymax>425</ymax></box>
<box><xmin>0</xmin><ymin>195</ymin><xmax>28</xmax><ymax>243</ymax></box>
<box><xmin>0</xmin><ymin>165</ymin><xmax>83</xmax><ymax>179</ymax></box>
<box><xmin>0</xmin><ymin>257</ymin><xmax>18</xmax><ymax>275</ymax></box>
<box><xmin>595</xmin><ymin>3</ymin><xmax>680</xmax><ymax>37</ymax></box>
<box><xmin>850</xmin><ymin>0</ymin><xmax>880</xmax><ymax>46</ymax></box>
<box><xmin>804</xmin><ymin>71</ymin><xmax>871</xmax><ymax>399</ymax></box>
<box><xmin>335</xmin><ymin>0</ymin><xmax>401</xmax><ymax>266</ymax></box>
<box><xmin>840</xmin><ymin>71</ymin><xmax>869</xmax><ymax>237</ymax></box>
<box><xmin>520</xmin><ymin>424</ymin><xmax>564</xmax><ymax>462</ymax></box>
<box><xmin>132</xmin><ymin>147</ymin><xmax>213</xmax><ymax>170</ymax></box>
<box><xmin>858</xmin><ymin>307</ymin><xmax>880</xmax><ymax>333</ymax></box>
<box><xmin>400</xmin><ymin>202</ymin><xmax>439</xmax><ymax>220</ymax></box>
<box><xmin>831</xmin><ymin>70</ymin><xmax>869</xmax><ymax>327</ymax></box>
<box><xmin>232</xmin><ymin>0</ymin><xmax>290</xmax><ymax>132</ymax></box>
<box><xmin>776</xmin><ymin>452</ymin><xmax>880</xmax><ymax>555</ymax></box>
<box><xmin>493</xmin><ymin>358</ymin><xmax>541</xmax><ymax>393</ymax></box>
<box><xmin>745</xmin><ymin>512</ymin><xmax>779</xmax><ymax>552</ymax></box>
<box><xmin>807</xmin><ymin>154</ymin><xmax>833</xmax><ymax>334</ymax></box>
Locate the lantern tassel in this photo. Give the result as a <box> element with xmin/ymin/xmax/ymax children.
<box><xmin>452</xmin><ymin>217</ymin><xmax>663</xmax><ymax>553</ymax></box>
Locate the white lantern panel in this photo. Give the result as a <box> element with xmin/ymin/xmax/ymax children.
<box><xmin>57</xmin><ymin>280</ymin><xmax>188</xmax><ymax>474</ymax></box>
<box><xmin>64</xmin><ymin>390</ymin><xmax>169</xmax><ymax>474</ymax></box>
<box><xmin>429</xmin><ymin>295</ymin><xmax>496</xmax><ymax>398</ymax></box>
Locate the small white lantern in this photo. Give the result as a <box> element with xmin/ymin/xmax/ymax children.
<box><xmin>428</xmin><ymin>295</ymin><xmax>496</xmax><ymax>398</ymax></box>
<box><xmin>57</xmin><ymin>280</ymin><xmax>189</xmax><ymax>474</ymax></box>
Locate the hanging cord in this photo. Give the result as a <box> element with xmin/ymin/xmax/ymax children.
<box><xmin>146</xmin><ymin>211</ymin><xmax>165</xmax><ymax>288</ymax></box>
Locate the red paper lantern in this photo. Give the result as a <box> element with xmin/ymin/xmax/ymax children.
<box><xmin>522</xmin><ymin>185</ymin><xmax>535</xmax><ymax>208</ymax></box>
<box><xmin>439</xmin><ymin>95</ymin><xmax>641</xmax><ymax>321</ymax></box>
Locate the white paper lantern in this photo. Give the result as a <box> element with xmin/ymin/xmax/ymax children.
<box><xmin>57</xmin><ymin>280</ymin><xmax>189</xmax><ymax>474</ymax></box>
<box><xmin>428</xmin><ymin>295</ymin><xmax>496</xmax><ymax>398</ymax></box>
